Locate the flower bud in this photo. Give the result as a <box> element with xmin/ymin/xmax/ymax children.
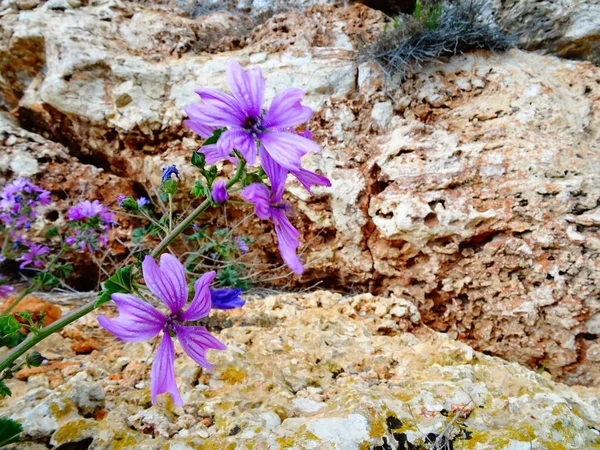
<box><xmin>211</xmin><ymin>180</ymin><xmax>229</xmax><ymax>204</ymax></box>
<box><xmin>27</xmin><ymin>351</ymin><xmax>45</xmax><ymax>367</ymax></box>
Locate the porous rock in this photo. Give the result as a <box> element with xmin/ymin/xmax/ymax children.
<box><xmin>0</xmin><ymin>1</ymin><xmax>599</xmax><ymax>387</ymax></box>
<box><xmin>1</xmin><ymin>291</ymin><xmax>599</xmax><ymax>449</ymax></box>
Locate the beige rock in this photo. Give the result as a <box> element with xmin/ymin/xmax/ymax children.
<box><xmin>2</xmin><ymin>291</ymin><xmax>600</xmax><ymax>449</ymax></box>
<box><xmin>0</xmin><ymin>1</ymin><xmax>599</xmax><ymax>388</ymax></box>
<box><xmin>494</xmin><ymin>0</ymin><xmax>600</xmax><ymax>63</ymax></box>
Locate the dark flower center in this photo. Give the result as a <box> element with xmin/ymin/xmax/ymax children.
<box><xmin>243</xmin><ymin>115</ymin><xmax>266</xmax><ymax>135</ymax></box>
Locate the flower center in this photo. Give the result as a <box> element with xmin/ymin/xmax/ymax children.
<box><xmin>243</xmin><ymin>115</ymin><xmax>265</xmax><ymax>136</ymax></box>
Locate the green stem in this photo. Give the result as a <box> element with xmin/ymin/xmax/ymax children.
<box><xmin>150</xmin><ymin>160</ymin><xmax>246</xmax><ymax>258</ymax></box>
<box><xmin>3</xmin><ymin>285</ymin><xmax>37</xmax><ymax>315</ymax></box>
<box><xmin>0</xmin><ymin>300</ymin><xmax>96</xmax><ymax>373</ymax></box>
<box><xmin>0</xmin><ymin>160</ymin><xmax>247</xmax><ymax>377</ymax></box>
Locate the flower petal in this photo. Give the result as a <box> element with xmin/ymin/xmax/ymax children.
<box><xmin>259</xmin><ymin>132</ymin><xmax>320</xmax><ymax>171</ymax></box>
<box><xmin>241</xmin><ymin>183</ymin><xmax>272</xmax><ymax>220</ymax></box>
<box><xmin>217</xmin><ymin>130</ymin><xmax>257</xmax><ymax>165</ymax></box>
<box><xmin>272</xmin><ymin>209</ymin><xmax>304</xmax><ymax>275</ymax></box>
<box><xmin>198</xmin><ymin>144</ymin><xmax>233</xmax><ymax>165</ymax></box>
<box><xmin>183</xmin><ymin>119</ymin><xmax>214</xmax><ymax>139</ymax></box>
<box><xmin>259</xmin><ymin>146</ymin><xmax>286</xmax><ymax>201</ymax></box>
<box><xmin>226</xmin><ymin>61</ymin><xmax>265</xmax><ymax>119</ymax></box>
<box><xmin>142</xmin><ymin>254</ymin><xmax>189</xmax><ymax>314</ymax></box>
<box><xmin>262</xmin><ymin>88</ymin><xmax>313</xmax><ymax>129</ymax></box>
<box><xmin>151</xmin><ymin>333</ymin><xmax>183</xmax><ymax>406</ymax></box>
<box><xmin>291</xmin><ymin>167</ymin><xmax>331</xmax><ymax>194</ymax></box>
<box><xmin>97</xmin><ymin>293</ymin><xmax>166</xmax><ymax>342</ymax></box>
<box><xmin>210</xmin><ymin>288</ymin><xmax>245</xmax><ymax>310</ymax></box>
<box><xmin>179</xmin><ymin>271</ymin><xmax>216</xmax><ymax>322</ymax></box>
<box><xmin>186</xmin><ymin>88</ymin><xmax>245</xmax><ymax>128</ymax></box>
<box><xmin>175</xmin><ymin>324</ymin><xmax>227</xmax><ymax>370</ymax></box>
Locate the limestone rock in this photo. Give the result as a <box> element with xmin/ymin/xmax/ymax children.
<box><xmin>493</xmin><ymin>0</ymin><xmax>600</xmax><ymax>63</ymax></box>
<box><xmin>1</xmin><ymin>1</ymin><xmax>599</xmax><ymax>387</ymax></box>
<box><xmin>1</xmin><ymin>291</ymin><xmax>599</xmax><ymax>449</ymax></box>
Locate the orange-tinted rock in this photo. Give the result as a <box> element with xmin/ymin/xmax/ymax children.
<box><xmin>1</xmin><ymin>295</ymin><xmax>62</xmax><ymax>327</ymax></box>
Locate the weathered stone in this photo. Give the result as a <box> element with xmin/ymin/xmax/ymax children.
<box><xmin>493</xmin><ymin>0</ymin><xmax>600</xmax><ymax>64</ymax></box>
<box><xmin>1</xmin><ymin>1</ymin><xmax>599</xmax><ymax>387</ymax></box>
<box><xmin>2</xmin><ymin>291</ymin><xmax>600</xmax><ymax>449</ymax></box>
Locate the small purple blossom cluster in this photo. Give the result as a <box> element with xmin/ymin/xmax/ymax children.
<box><xmin>185</xmin><ymin>61</ymin><xmax>331</xmax><ymax>274</ymax></box>
<box><xmin>66</xmin><ymin>200</ymin><xmax>114</xmax><ymax>253</ymax></box>
<box><xmin>0</xmin><ymin>178</ymin><xmax>51</xmax><ymax>231</ymax></box>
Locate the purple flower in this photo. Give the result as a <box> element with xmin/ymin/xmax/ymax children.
<box><xmin>0</xmin><ymin>276</ymin><xmax>13</xmax><ymax>299</ymax></box>
<box><xmin>242</xmin><ymin>182</ymin><xmax>304</xmax><ymax>275</ymax></box>
<box><xmin>0</xmin><ymin>178</ymin><xmax>51</xmax><ymax>230</ymax></box>
<box><xmin>137</xmin><ymin>197</ymin><xmax>150</xmax><ymax>208</ymax></box>
<box><xmin>68</xmin><ymin>200</ymin><xmax>113</xmax><ymax>222</ymax></box>
<box><xmin>17</xmin><ymin>244</ymin><xmax>50</xmax><ymax>269</ymax></box>
<box><xmin>161</xmin><ymin>165</ymin><xmax>180</xmax><ymax>184</ymax></box>
<box><xmin>211</xmin><ymin>180</ymin><xmax>229</xmax><ymax>204</ymax></box>
<box><xmin>117</xmin><ymin>195</ymin><xmax>127</xmax><ymax>207</ymax></box>
<box><xmin>210</xmin><ymin>288</ymin><xmax>245</xmax><ymax>310</ymax></box>
<box><xmin>67</xmin><ymin>200</ymin><xmax>113</xmax><ymax>253</ymax></box>
<box><xmin>185</xmin><ymin>61</ymin><xmax>320</xmax><ymax>170</ymax></box>
<box><xmin>234</xmin><ymin>236</ymin><xmax>249</xmax><ymax>254</ymax></box>
<box><xmin>98</xmin><ymin>254</ymin><xmax>226</xmax><ymax>406</ymax></box>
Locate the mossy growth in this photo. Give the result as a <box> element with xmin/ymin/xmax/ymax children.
<box><xmin>220</xmin><ymin>366</ymin><xmax>248</xmax><ymax>385</ymax></box>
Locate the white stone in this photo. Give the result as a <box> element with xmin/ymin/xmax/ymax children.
<box><xmin>306</xmin><ymin>414</ymin><xmax>370</xmax><ymax>450</ymax></box>
<box><xmin>371</xmin><ymin>101</ymin><xmax>393</xmax><ymax>129</ymax></box>
<box><xmin>292</xmin><ymin>398</ymin><xmax>327</xmax><ymax>414</ymax></box>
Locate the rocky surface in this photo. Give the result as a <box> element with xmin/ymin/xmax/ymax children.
<box><xmin>0</xmin><ymin>0</ymin><xmax>599</xmax><ymax>388</ymax></box>
<box><xmin>2</xmin><ymin>291</ymin><xmax>600</xmax><ymax>449</ymax></box>
<box><xmin>493</xmin><ymin>0</ymin><xmax>600</xmax><ymax>64</ymax></box>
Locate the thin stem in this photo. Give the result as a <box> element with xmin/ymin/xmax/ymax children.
<box><xmin>0</xmin><ymin>299</ymin><xmax>96</xmax><ymax>373</ymax></box>
<box><xmin>0</xmin><ymin>160</ymin><xmax>247</xmax><ymax>377</ymax></box>
<box><xmin>150</xmin><ymin>160</ymin><xmax>246</xmax><ymax>258</ymax></box>
<box><xmin>168</xmin><ymin>194</ymin><xmax>173</xmax><ymax>232</ymax></box>
<box><xmin>3</xmin><ymin>285</ymin><xmax>36</xmax><ymax>315</ymax></box>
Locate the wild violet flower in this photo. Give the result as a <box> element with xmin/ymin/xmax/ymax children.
<box><xmin>117</xmin><ymin>195</ymin><xmax>127</xmax><ymax>207</ymax></box>
<box><xmin>67</xmin><ymin>200</ymin><xmax>113</xmax><ymax>253</ymax></box>
<box><xmin>211</xmin><ymin>180</ymin><xmax>229</xmax><ymax>203</ymax></box>
<box><xmin>17</xmin><ymin>244</ymin><xmax>50</xmax><ymax>269</ymax></box>
<box><xmin>234</xmin><ymin>236</ymin><xmax>248</xmax><ymax>254</ymax></box>
<box><xmin>0</xmin><ymin>178</ymin><xmax>51</xmax><ymax>230</ymax></box>
<box><xmin>161</xmin><ymin>165</ymin><xmax>180</xmax><ymax>183</ymax></box>
<box><xmin>185</xmin><ymin>61</ymin><xmax>320</xmax><ymax>171</ymax></box>
<box><xmin>98</xmin><ymin>254</ymin><xmax>227</xmax><ymax>406</ymax></box>
<box><xmin>210</xmin><ymin>288</ymin><xmax>245</xmax><ymax>310</ymax></box>
<box><xmin>68</xmin><ymin>200</ymin><xmax>113</xmax><ymax>222</ymax></box>
<box><xmin>137</xmin><ymin>197</ymin><xmax>150</xmax><ymax>208</ymax></box>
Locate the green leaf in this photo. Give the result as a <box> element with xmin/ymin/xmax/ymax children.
<box><xmin>120</xmin><ymin>197</ymin><xmax>139</xmax><ymax>211</ymax></box>
<box><xmin>0</xmin><ymin>417</ymin><xmax>23</xmax><ymax>446</ymax></box>
<box><xmin>16</xmin><ymin>312</ymin><xmax>32</xmax><ymax>323</ymax></box>
<box><xmin>33</xmin><ymin>272</ymin><xmax>60</xmax><ymax>288</ymax></box>
<box><xmin>0</xmin><ymin>379</ymin><xmax>12</xmax><ymax>398</ymax></box>
<box><xmin>45</xmin><ymin>226</ymin><xmax>60</xmax><ymax>238</ymax></box>
<box><xmin>0</xmin><ymin>315</ymin><xmax>21</xmax><ymax>338</ymax></box>
<box><xmin>95</xmin><ymin>266</ymin><xmax>133</xmax><ymax>307</ymax></box>
<box><xmin>191</xmin><ymin>181</ymin><xmax>207</xmax><ymax>199</ymax></box>
<box><xmin>132</xmin><ymin>227</ymin><xmax>147</xmax><ymax>245</ymax></box>
<box><xmin>202</xmin><ymin>129</ymin><xmax>224</xmax><ymax>147</ymax></box>
<box><xmin>55</xmin><ymin>263</ymin><xmax>73</xmax><ymax>279</ymax></box>
<box><xmin>0</xmin><ymin>332</ymin><xmax>27</xmax><ymax>348</ymax></box>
